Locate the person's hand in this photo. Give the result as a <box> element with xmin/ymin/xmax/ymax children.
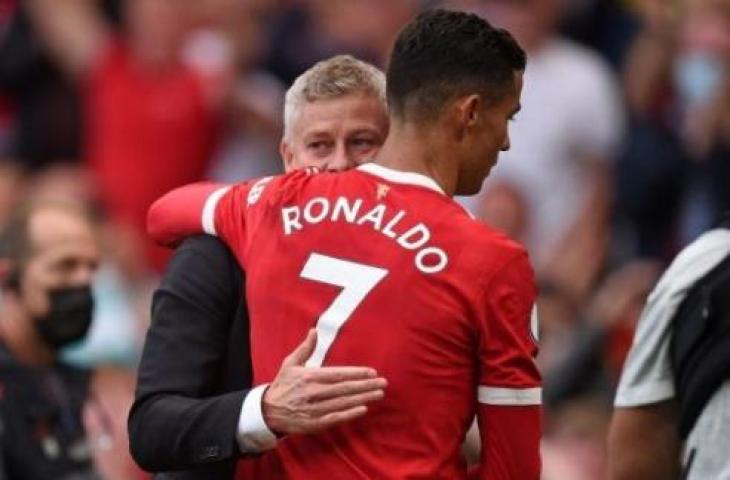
<box><xmin>262</xmin><ymin>329</ymin><xmax>387</xmax><ymax>435</ymax></box>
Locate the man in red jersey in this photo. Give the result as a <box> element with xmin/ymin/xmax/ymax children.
<box><xmin>148</xmin><ymin>9</ymin><xmax>541</xmax><ymax>480</ymax></box>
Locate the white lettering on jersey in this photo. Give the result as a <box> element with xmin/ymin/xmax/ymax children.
<box><xmin>202</xmin><ymin>186</ymin><xmax>232</xmax><ymax>235</ymax></box>
<box><xmin>303</xmin><ymin>197</ymin><xmax>330</xmax><ymax>224</ymax></box>
<box><xmin>397</xmin><ymin>224</ymin><xmax>430</xmax><ymax>250</ymax></box>
<box><xmin>300</xmin><ymin>253</ymin><xmax>388</xmax><ymax>367</ymax></box>
<box><xmin>357</xmin><ymin>204</ymin><xmax>386</xmax><ymax>231</ymax></box>
<box><xmin>282</xmin><ymin>207</ymin><xmax>302</xmax><ymax>235</ymax></box>
<box><xmin>280</xmin><ymin>196</ymin><xmax>449</xmax><ymax>274</ymax></box>
<box><xmin>415</xmin><ymin>247</ymin><xmax>448</xmax><ymax>274</ymax></box>
<box><xmin>382</xmin><ymin>210</ymin><xmax>406</xmax><ymax>239</ymax></box>
<box><xmin>331</xmin><ymin>197</ymin><xmax>362</xmax><ymax>222</ymax></box>
<box><xmin>247</xmin><ymin>176</ymin><xmax>273</xmax><ymax>206</ymax></box>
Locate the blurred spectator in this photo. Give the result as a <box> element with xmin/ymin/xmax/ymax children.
<box><xmin>474</xmin><ymin>182</ymin><xmax>528</xmax><ymax>241</ymax></box>
<box><xmin>23</xmin><ymin>163</ymin><xmax>143</xmax><ymax>367</ymax></box>
<box><xmin>308</xmin><ymin>0</ymin><xmax>421</xmax><ymax>65</ymax></box>
<box><xmin>617</xmin><ymin>0</ymin><xmax>730</xmax><ymax>258</ymax></box>
<box><xmin>265</xmin><ymin>0</ymin><xmax>421</xmax><ymax>84</ymax></box>
<box><xmin>19</xmin><ymin>162</ymin><xmax>150</xmax><ymax>480</ymax></box>
<box><xmin>537</xmin><ymin>260</ymin><xmax>660</xmax><ymax>480</ymax></box>
<box><xmin>25</xmin><ymin>0</ymin><xmax>235</xmax><ymax>273</ymax></box>
<box><xmin>0</xmin><ymin>0</ymin><xmax>16</xmax><ymax>155</ymax></box>
<box><xmin>542</xmin><ymin>260</ymin><xmax>662</xmax><ymax>408</ymax></box>
<box><xmin>0</xmin><ymin>200</ymin><xmax>102</xmax><ymax>479</ymax></box>
<box><xmin>542</xmin><ymin>396</ymin><xmax>611</xmax><ymax>480</ymax></box>
<box><xmin>0</xmin><ymin>160</ymin><xmax>25</xmax><ymax>230</ymax></box>
<box><xmin>559</xmin><ymin>0</ymin><xmax>640</xmax><ymax>69</ymax></box>
<box><xmin>206</xmin><ymin>0</ymin><xmax>286</xmax><ymax>182</ymax></box>
<box><xmin>0</xmin><ymin>2</ymin><xmax>82</xmax><ymax>171</ymax></box>
<box><xmin>448</xmin><ymin>0</ymin><xmax>624</xmax><ymax>302</ymax></box>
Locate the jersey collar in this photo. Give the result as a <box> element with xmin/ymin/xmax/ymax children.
<box><xmin>357</xmin><ymin>163</ymin><xmax>446</xmax><ymax>195</ymax></box>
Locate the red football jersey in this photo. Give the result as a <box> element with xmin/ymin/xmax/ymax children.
<box><xmin>148</xmin><ymin>163</ymin><xmax>542</xmax><ymax>479</ymax></box>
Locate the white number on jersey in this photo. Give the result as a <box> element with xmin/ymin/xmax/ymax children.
<box><xmin>300</xmin><ymin>253</ymin><xmax>388</xmax><ymax>367</ymax></box>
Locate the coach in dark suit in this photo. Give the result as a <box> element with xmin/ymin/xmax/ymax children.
<box><xmin>129</xmin><ymin>236</ymin><xmax>250</xmax><ymax>478</ymax></box>
<box><xmin>128</xmin><ymin>55</ymin><xmax>390</xmax><ymax>478</ymax></box>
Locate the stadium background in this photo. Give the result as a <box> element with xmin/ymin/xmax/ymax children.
<box><xmin>0</xmin><ymin>0</ymin><xmax>728</xmax><ymax>478</ymax></box>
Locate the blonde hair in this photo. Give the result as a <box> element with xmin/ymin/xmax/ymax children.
<box><xmin>283</xmin><ymin>55</ymin><xmax>387</xmax><ymax>140</ymax></box>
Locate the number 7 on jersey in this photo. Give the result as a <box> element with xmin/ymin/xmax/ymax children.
<box><xmin>300</xmin><ymin>253</ymin><xmax>389</xmax><ymax>367</ymax></box>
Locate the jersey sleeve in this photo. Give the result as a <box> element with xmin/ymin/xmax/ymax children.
<box><xmin>474</xmin><ymin>251</ymin><xmax>542</xmax><ymax>479</ymax></box>
<box><xmin>147</xmin><ymin>179</ymin><xmax>268</xmax><ymax>253</ymax></box>
<box><xmin>147</xmin><ymin>181</ymin><xmax>229</xmax><ymax>247</ymax></box>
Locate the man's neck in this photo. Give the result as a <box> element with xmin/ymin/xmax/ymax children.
<box><xmin>5</xmin><ymin>334</ymin><xmax>55</xmax><ymax>367</ymax></box>
<box><xmin>373</xmin><ymin>121</ymin><xmax>458</xmax><ymax>197</ymax></box>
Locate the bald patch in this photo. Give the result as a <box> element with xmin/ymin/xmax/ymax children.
<box><xmin>28</xmin><ymin>208</ymin><xmax>96</xmax><ymax>256</ymax></box>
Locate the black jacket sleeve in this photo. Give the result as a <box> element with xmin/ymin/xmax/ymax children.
<box><xmin>128</xmin><ymin>236</ymin><xmax>253</xmax><ymax>477</ymax></box>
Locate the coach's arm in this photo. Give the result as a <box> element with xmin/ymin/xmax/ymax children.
<box><xmin>129</xmin><ymin>236</ymin><xmax>255</xmax><ymax>475</ymax></box>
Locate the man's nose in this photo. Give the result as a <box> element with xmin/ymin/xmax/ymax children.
<box><xmin>501</xmin><ymin>134</ymin><xmax>511</xmax><ymax>152</ymax></box>
<box><xmin>325</xmin><ymin>144</ymin><xmax>356</xmax><ymax>172</ymax></box>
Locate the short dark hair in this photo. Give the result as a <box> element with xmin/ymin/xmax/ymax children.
<box><xmin>386</xmin><ymin>9</ymin><xmax>526</xmax><ymax>121</ymax></box>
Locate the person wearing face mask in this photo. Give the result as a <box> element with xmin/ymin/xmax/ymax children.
<box><xmin>0</xmin><ymin>200</ymin><xmax>102</xmax><ymax>480</ymax></box>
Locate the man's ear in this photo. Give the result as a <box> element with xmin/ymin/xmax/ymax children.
<box><xmin>455</xmin><ymin>94</ymin><xmax>482</xmax><ymax>130</ymax></box>
<box><xmin>280</xmin><ymin>140</ymin><xmax>296</xmax><ymax>173</ymax></box>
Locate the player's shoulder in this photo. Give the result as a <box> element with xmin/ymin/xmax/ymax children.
<box><xmin>456</xmin><ymin>207</ymin><xmax>528</xmax><ymax>258</ymax></box>
<box><xmin>242</xmin><ymin>167</ymin><xmax>323</xmax><ymax>207</ymax></box>
<box><xmin>251</xmin><ymin>165</ymin><xmax>383</xmax><ymax>203</ymax></box>
<box><xmin>446</xmin><ymin>207</ymin><xmax>532</xmax><ymax>279</ymax></box>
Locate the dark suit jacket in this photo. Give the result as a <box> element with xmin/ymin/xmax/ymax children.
<box><xmin>128</xmin><ymin>236</ymin><xmax>252</xmax><ymax>479</ymax></box>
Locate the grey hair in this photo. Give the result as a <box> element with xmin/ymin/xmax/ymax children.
<box><xmin>283</xmin><ymin>55</ymin><xmax>387</xmax><ymax>140</ymax></box>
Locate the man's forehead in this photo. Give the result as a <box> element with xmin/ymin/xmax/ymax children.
<box><xmin>293</xmin><ymin>94</ymin><xmax>388</xmax><ymax>137</ymax></box>
<box><xmin>32</xmin><ymin>240</ymin><xmax>98</xmax><ymax>266</ymax></box>
<box><xmin>28</xmin><ymin>209</ymin><xmax>96</xmax><ymax>254</ymax></box>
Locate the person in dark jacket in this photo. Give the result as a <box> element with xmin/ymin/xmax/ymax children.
<box><xmin>0</xmin><ymin>200</ymin><xmax>101</xmax><ymax>480</ymax></box>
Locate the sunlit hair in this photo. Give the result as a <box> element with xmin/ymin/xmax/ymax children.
<box><xmin>283</xmin><ymin>55</ymin><xmax>386</xmax><ymax>140</ymax></box>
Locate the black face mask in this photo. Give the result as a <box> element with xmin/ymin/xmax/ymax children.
<box><xmin>34</xmin><ymin>285</ymin><xmax>94</xmax><ymax>350</ymax></box>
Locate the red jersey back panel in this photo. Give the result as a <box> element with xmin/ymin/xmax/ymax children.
<box><xmin>210</xmin><ymin>164</ymin><xmax>540</xmax><ymax>479</ymax></box>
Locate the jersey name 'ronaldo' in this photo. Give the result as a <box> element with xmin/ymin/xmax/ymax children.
<box><xmin>147</xmin><ymin>162</ymin><xmax>542</xmax><ymax>480</ymax></box>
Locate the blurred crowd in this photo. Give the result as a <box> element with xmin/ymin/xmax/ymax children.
<box><xmin>0</xmin><ymin>0</ymin><xmax>728</xmax><ymax>478</ymax></box>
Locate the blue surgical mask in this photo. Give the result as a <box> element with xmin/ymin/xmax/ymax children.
<box><xmin>673</xmin><ymin>53</ymin><xmax>725</xmax><ymax>107</ymax></box>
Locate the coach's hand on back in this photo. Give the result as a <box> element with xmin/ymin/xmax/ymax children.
<box><xmin>263</xmin><ymin>329</ymin><xmax>387</xmax><ymax>435</ymax></box>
